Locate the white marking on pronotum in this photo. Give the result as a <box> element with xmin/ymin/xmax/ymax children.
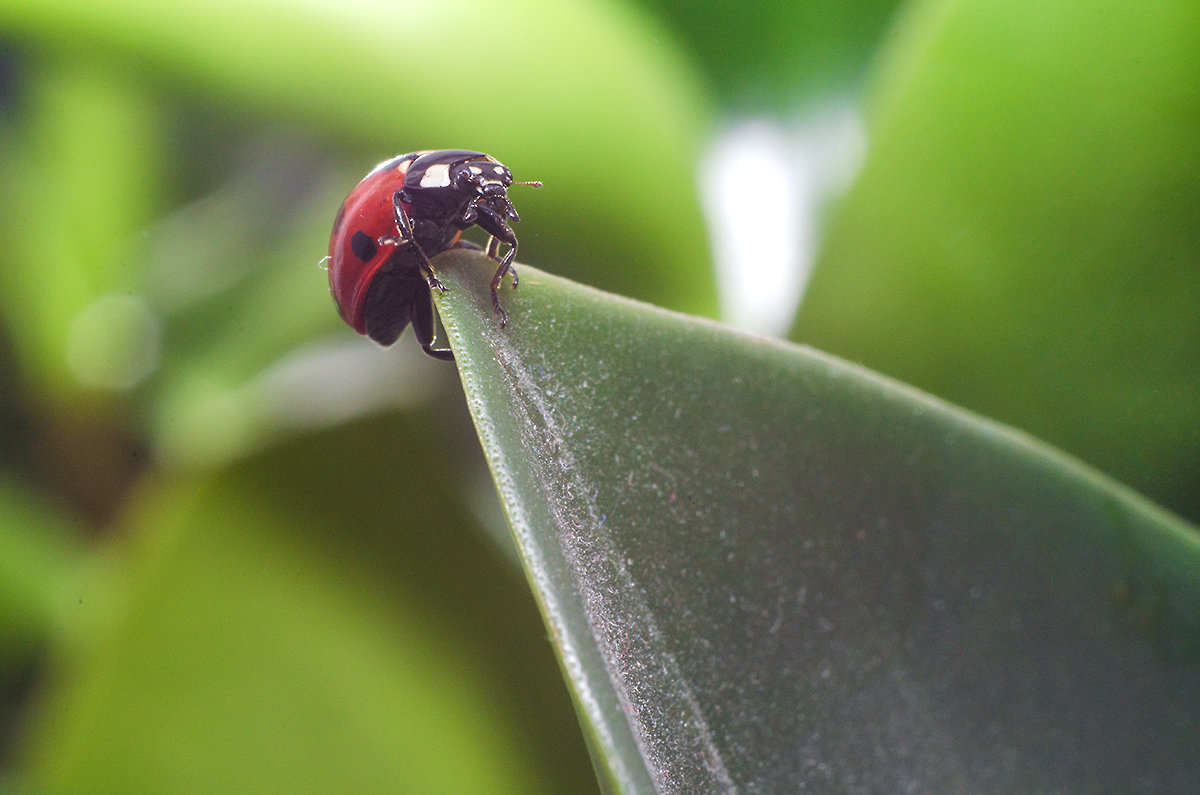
<box><xmin>419</xmin><ymin>162</ymin><xmax>451</xmax><ymax>188</ymax></box>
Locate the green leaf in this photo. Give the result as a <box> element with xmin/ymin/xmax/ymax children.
<box><xmin>0</xmin><ymin>0</ymin><xmax>716</xmax><ymax>316</ymax></box>
<box><xmin>0</xmin><ymin>478</ymin><xmax>83</xmax><ymax>668</ymax></box>
<box><xmin>0</xmin><ymin>57</ymin><xmax>166</xmax><ymax>400</ymax></box>
<box><xmin>795</xmin><ymin>0</ymin><xmax>1200</xmax><ymax>519</ymax></box>
<box><xmin>19</xmin><ymin>414</ymin><xmax>595</xmax><ymax>792</ymax></box>
<box><xmin>433</xmin><ymin>250</ymin><xmax>1200</xmax><ymax>791</ymax></box>
<box><xmin>637</xmin><ymin>0</ymin><xmax>904</xmax><ymax>107</ymax></box>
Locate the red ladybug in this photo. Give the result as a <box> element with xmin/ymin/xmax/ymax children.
<box><xmin>327</xmin><ymin>150</ymin><xmax>540</xmax><ymax>358</ymax></box>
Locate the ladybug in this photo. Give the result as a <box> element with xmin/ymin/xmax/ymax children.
<box><xmin>327</xmin><ymin>149</ymin><xmax>540</xmax><ymax>359</ymax></box>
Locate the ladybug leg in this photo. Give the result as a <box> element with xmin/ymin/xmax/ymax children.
<box><xmin>421</xmin><ymin>266</ymin><xmax>448</xmax><ymax>295</ymax></box>
<box><xmin>380</xmin><ymin>191</ymin><xmax>416</xmax><ymax>247</ymax></box>
<box><xmin>387</xmin><ymin>191</ymin><xmax>447</xmax><ymax>294</ymax></box>
<box><xmin>410</xmin><ymin>291</ymin><xmax>454</xmax><ymax>361</ymax></box>
<box><xmin>485</xmin><ymin>237</ymin><xmax>519</xmax><ymax>288</ymax></box>
<box><xmin>473</xmin><ymin>204</ymin><xmax>520</xmax><ymax>328</ymax></box>
<box><xmin>458</xmin><ymin>201</ymin><xmax>517</xmax><ymax>285</ymax></box>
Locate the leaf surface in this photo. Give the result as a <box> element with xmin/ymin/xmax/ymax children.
<box><xmin>435</xmin><ymin>251</ymin><xmax>1200</xmax><ymax>792</ymax></box>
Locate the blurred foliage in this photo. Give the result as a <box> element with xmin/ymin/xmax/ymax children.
<box><xmin>22</xmin><ymin>413</ymin><xmax>591</xmax><ymax>792</ymax></box>
<box><xmin>0</xmin><ymin>0</ymin><xmax>1195</xmax><ymax>789</ymax></box>
<box><xmin>640</xmin><ymin>0</ymin><xmax>903</xmax><ymax>107</ymax></box>
<box><xmin>795</xmin><ymin>0</ymin><xmax>1200</xmax><ymax>521</ymax></box>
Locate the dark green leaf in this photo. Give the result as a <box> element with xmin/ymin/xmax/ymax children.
<box><xmin>435</xmin><ymin>251</ymin><xmax>1200</xmax><ymax>791</ymax></box>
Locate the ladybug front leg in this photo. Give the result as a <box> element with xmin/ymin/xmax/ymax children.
<box><xmin>387</xmin><ymin>191</ymin><xmax>447</xmax><ymax>294</ymax></box>
<box><xmin>485</xmin><ymin>237</ymin><xmax>518</xmax><ymax>288</ymax></box>
<box><xmin>471</xmin><ymin>203</ymin><xmax>520</xmax><ymax>327</ymax></box>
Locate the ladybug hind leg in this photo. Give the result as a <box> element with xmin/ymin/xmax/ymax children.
<box><xmin>411</xmin><ymin>289</ymin><xmax>454</xmax><ymax>361</ymax></box>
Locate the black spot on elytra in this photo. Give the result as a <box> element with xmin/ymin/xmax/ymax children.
<box><xmin>350</xmin><ymin>230</ymin><xmax>377</xmax><ymax>262</ymax></box>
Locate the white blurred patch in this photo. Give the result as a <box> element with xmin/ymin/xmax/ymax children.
<box><xmin>66</xmin><ymin>293</ymin><xmax>162</xmax><ymax>390</ymax></box>
<box><xmin>153</xmin><ymin>337</ymin><xmax>446</xmax><ymax>468</ymax></box>
<box><xmin>700</xmin><ymin>107</ymin><xmax>865</xmax><ymax>336</ymax></box>
<box><xmin>251</xmin><ymin>338</ymin><xmax>443</xmax><ymax>430</ymax></box>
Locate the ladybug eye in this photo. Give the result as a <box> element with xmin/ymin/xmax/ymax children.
<box><xmin>350</xmin><ymin>230</ymin><xmax>377</xmax><ymax>262</ymax></box>
<box><xmin>456</xmin><ymin>167</ymin><xmax>483</xmax><ymax>188</ymax></box>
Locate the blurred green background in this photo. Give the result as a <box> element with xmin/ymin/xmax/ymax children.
<box><xmin>0</xmin><ymin>0</ymin><xmax>1196</xmax><ymax>790</ymax></box>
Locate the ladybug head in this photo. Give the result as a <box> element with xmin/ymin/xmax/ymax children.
<box><xmin>452</xmin><ymin>159</ymin><xmax>514</xmax><ymax>199</ymax></box>
<box><xmin>453</xmin><ymin>158</ymin><xmax>541</xmax><ymax>225</ymax></box>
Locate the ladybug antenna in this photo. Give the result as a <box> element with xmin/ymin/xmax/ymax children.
<box><xmin>514</xmin><ymin>180</ymin><xmax>542</xmax><ymax>188</ymax></box>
